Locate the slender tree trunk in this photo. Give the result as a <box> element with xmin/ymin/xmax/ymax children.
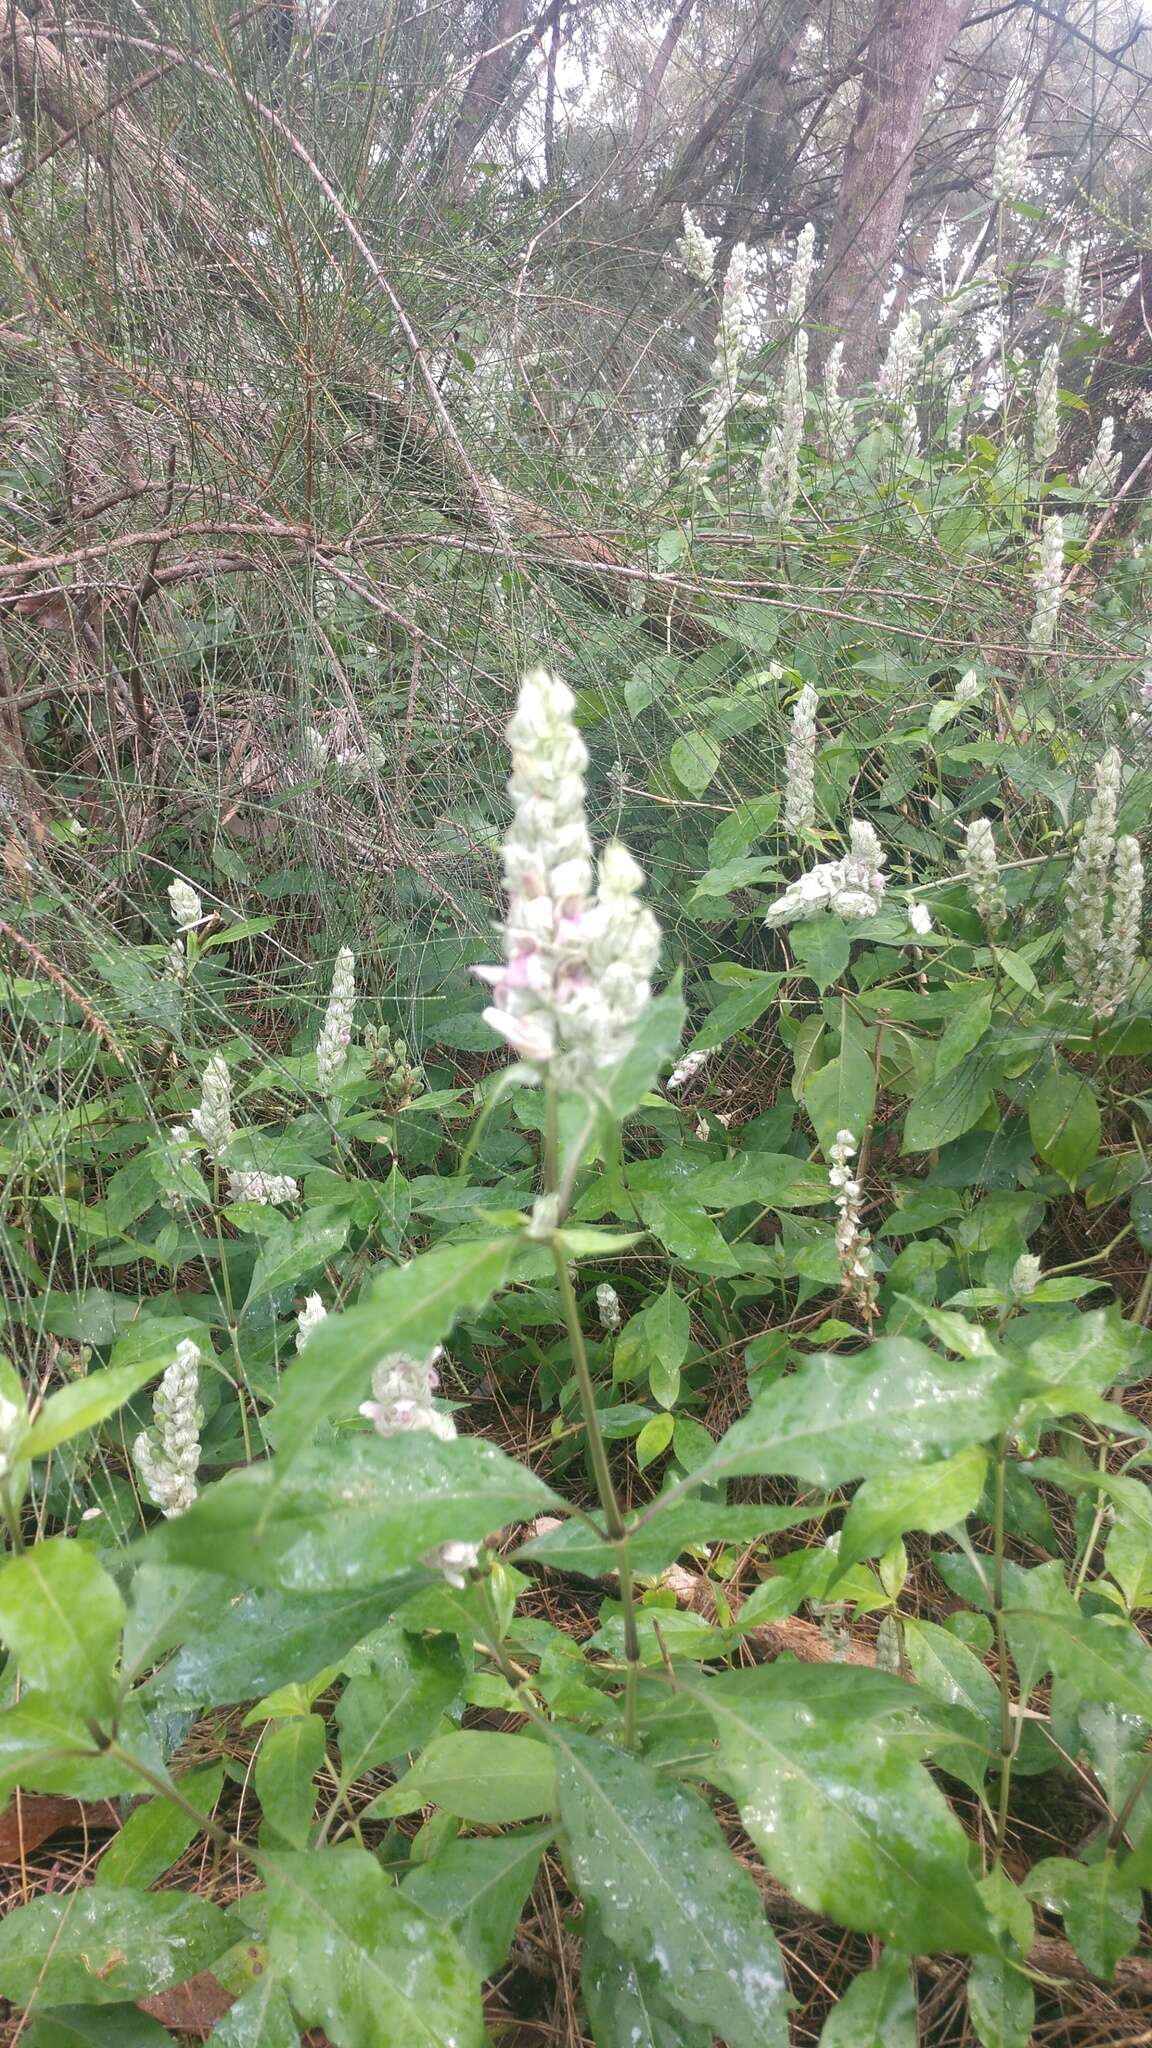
<box><xmin>815</xmin><ymin>0</ymin><xmax>972</xmax><ymax>383</ymax></box>
<box><xmin>446</xmin><ymin>0</ymin><xmax>563</xmax><ymax>193</ymax></box>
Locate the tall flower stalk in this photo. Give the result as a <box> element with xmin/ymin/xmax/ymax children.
<box><xmin>782</xmin><ymin>683</ymin><xmax>818</xmax><ymax>835</ymax></box>
<box><xmin>317</xmin><ymin>946</ymin><xmax>355</xmax><ymax>1098</ymax></box>
<box><xmin>1064</xmin><ymin>748</ymin><xmax>1144</xmax><ymax>1015</ymax></box>
<box><xmin>133</xmin><ymin>1340</ymin><xmax>203</xmax><ymax>1518</ymax></box>
<box><xmin>1028</xmin><ymin>515</ymin><xmax>1065</xmax><ymax>652</ymax></box>
<box><xmin>683</xmin><ymin>243</ymin><xmax>749</xmax><ymax>475</ymax></box>
<box><xmin>1032</xmin><ymin>342</ymin><xmax>1059</xmax><ymax>469</ymax></box>
<box><xmin>963</xmin><ymin>817</ymin><xmax>1007</xmax><ymax>931</ymax></box>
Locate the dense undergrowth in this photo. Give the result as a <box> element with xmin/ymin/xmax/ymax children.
<box><xmin>3</xmin><ymin>12</ymin><xmax>1152</xmax><ymax>2046</ymax></box>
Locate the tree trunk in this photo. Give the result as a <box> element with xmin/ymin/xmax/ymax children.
<box><xmin>815</xmin><ymin>0</ymin><xmax>973</xmax><ymax>384</ymax></box>
<box><xmin>445</xmin><ymin>0</ymin><xmax>561</xmax><ymax>193</ymax></box>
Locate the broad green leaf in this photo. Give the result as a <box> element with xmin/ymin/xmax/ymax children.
<box><xmin>669</xmin><ymin>732</ymin><xmax>720</xmax><ymax>794</ymax></box>
<box><xmin>635</xmin><ymin>1412</ymin><xmax>674</xmax><ymax>1468</ymax></box>
<box><xmin>122</xmin><ymin>1564</ymin><xmax>227</xmax><ymax>1682</ymax></box>
<box><xmin>581</xmin><ymin>1908</ymin><xmax>710</xmax><ymax>2048</ymax></box>
<box><xmin>554</xmin><ymin>1729</ymin><xmax>790</xmax><ymax>2048</ymax></box>
<box><xmin>1023</xmin><ymin>1857</ymin><xmax>1142</xmax><ymax>1980</ymax></box>
<box><xmin>146</xmin><ymin>1434</ymin><xmax>559</xmax><ymax>1593</ymax></box>
<box><xmin>690</xmin><ymin>973</ymin><xmax>783</xmax><ymax>1051</ymax></box>
<box><xmin>817</xmin><ymin>1950</ymin><xmax>917</xmax><ymax>2047</ymax></box>
<box><xmin>371</xmin><ymin>1730</ymin><xmax>557</xmax><ymax>1822</ymax></box>
<box><xmin>934</xmin><ymin>991</ymin><xmax>993</xmax><ymax>1081</ymax></box>
<box><xmin>24</xmin><ymin>1359</ymin><xmax>166</xmax><ymax>1459</ymax></box>
<box><xmin>515</xmin><ymin>1501</ymin><xmax>818</xmax><ymax>1579</ymax></box>
<box><xmin>600</xmin><ymin>985</ymin><xmax>687</xmax><ymax>1120</ymax></box>
<box><xmin>0</xmin><ymin>1887</ymin><xmax>236</xmax><ymax>2007</ymax></box>
<box><xmin>256</xmin><ymin>1714</ymin><xmax>325</xmax><ymax>1848</ymax></box>
<box><xmin>791</xmin><ymin>918</ymin><xmax>850</xmax><ymax>993</ymax></box>
<box><xmin>264</xmin><ymin>1844</ymin><xmax>484</xmax><ymax>2048</ymax></box>
<box><xmin>24</xmin><ymin>2009</ymin><xmax>173</xmax><ymax>2048</ymax></box>
<box><xmin>403</xmin><ymin>1827</ymin><xmax>551</xmax><ymax>1976</ymax></box>
<box><xmin>1004</xmin><ymin>1569</ymin><xmax>1152</xmax><ymax>1720</ymax></box>
<box><xmin>0</xmin><ymin>1697</ymin><xmax>159</xmax><ymax>1804</ymax></box>
<box><xmin>686</xmin><ymin>1666</ymin><xmax>994</xmax><ymax>1955</ymax></box>
<box><xmin>839</xmin><ymin>1447</ymin><xmax>988</xmax><ymax>1566</ymax></box>
<box><xmin>207</xmin><ymin>1976</ymin><xmax>298</xmax><ymax>2047</ymax></box>
<box><xmin>804</xmin><ymin>1011</ymin><xmax>876</xmax><ymax>1158</ymax></box>
<box><xmin>613</xmin><ymin>1282</ymin><xmax>689</xmax><ymax>1408</ymax></box>
<box><xmin>95</xmin><ymin>1764</ymin><xmax>223</xmax><ymax>1889</ymax></box>
<box><xmin>691</xmin><ymin>1339</ymin><xmax>1024</xmax><ymax>1490</ymax></box>
<box><xmin>1028</xmin><ymin>1067</ymin><xmax>1100</xmax><ymax>1181</ymax></box>
<box><xmin>244</xmin><ymin>1212</ymin><xmax>350</xmax><ymax>1311</ymax></box>
<box><xmin>902</xmin><ymin>1050</ymin><xmax>997</xmax><ymax>1154</ymax></box>
<box><xmin>272</xmin><ymin>1237</ymin><xmax>516</xmax><ymax>1463</ymax></box>
<box><xmin>707</xmin><ymin>797</ymin><xmax>780</xmax><ymax>865</ymax></box>
<box><xmin>336</xmin><ymin>1629</ymin><xmax>463</xmax><ymax>1782</ymax></box>
<box><xmin>143</xmin><ymin>1576</ymin><xmax>427</xmax><ymax>1708</ymax></box>
<box><xmin>0</xmin><ymin>1538</ymin><xmax>124</xmax><ymax>1714</ymax></box>
<box><xmin>966</xmin><ymin>1952</ymin><xmax>1034</xmax><ymax>2048</ymax></box>
<box><xmin>635</xmin><ymin>1193</ymin><xmax>739</xmax><ymax>1275</ymax></box>
<box><xmin>902</xmin><ymin>1620</ymin><xmax>999</xmax><ymax>1791</ymax></box>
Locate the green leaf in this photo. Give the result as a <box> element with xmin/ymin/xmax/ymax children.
<box><xmin>613</xmin><ymin>1282</ymin><xmax>689</xmax><ymax>1408</ymax></box>
<box><xmin>635</xmin><ymin>1412</ymin><xmax>674</xmax><ymax>1469</ymax></box>
<box><xmin>0</xmin><ymin>1538</ymin><xmax>124</xmax><ymax>1715</ymax></box>
<box><xmin>935</xmin><ymin>991</ymin><xmax>993</xmax><ymax>1080</ymax></box>
<box><xmin>24</xmin><ymin>1359</ymin><xmax>167</xmax><ymax>1459</ymax></box>
<box><xmin>0</xmin><ymin>1888</ymin><xmax>237</xmax><ymax>2007</ymax></box>
<box><xmin>272</xmin><ymin>1237</ymin><xmax>516</xmax><ymax>1464</ymax></box>
<box><xmin>901</xmin><ymin>1619</ymin><xmax>999</xmax><ymax>1791</ymax></box>
<box><xmin>708</xmin><ymin>798</ymin><xmax>781</xmax><ymax>866</ymax></box>
<box><xmin>790</xmin><ymin>918</ymin><xmax>850</xmax><ymax>993</ymax></box>
<box><xmin>336</xmin><ymin>1629</ymin><xmax>463</xmax><ymax>1782</ymax></box>
<box><xmin>206</xmin><ymin>1976</ymin><xmax>298</xmax><ymax>2047</ymax></box>
<box><xmin>817</xmin><ymin>1950</ymin><xmax>917</xmax><ymax>2047</ymax></box>
<box><xmin>554</xmin><ymin>1729</ymin><xmax>790</xmax><ymax>2048</ymax></box>
<box><xmin>689</xmin><ymin>973</ymin><xmax>782</xmax><ymax>1051</ymax></box>
<box><xmin>1028</xmin><ymin>1066</ymin><xmax>1100</xmax><ymax>1181</ymax></box>
<box><xmin>403</xmin><ymin>1827</ymin><xmax>551</xmax><ymax>1977</ymax></box>
<box><xmin>804</xmin><ymin>1010</ymin><xmax>875</xmax><ymax>1158</ymax></box>
<box><xmin>24</xmin><ymin>2009</ymin><xmax>174</xmax><ymax>2048</ymax></box>
<box><xmin>1022</xmin><ymin>1856</ymin><xmax>1141</xmax><ymax>1981</ymax></box>
<box><xmin>669</xmin><ymin>733</ymin><xmax>720</xmax><ymax>794</ymax></box>
<box><xmin>600</xmin><ymin>986</ymin><xmax>687</xmax><ymax>1120</ymax></box>
<box><xmin>581</xmin><ymin>1908</ymin><xmax>710</xmax><ymax>2048</ymax></box>
<box><xmin>966</xmin><ymin>1952</ymin><xmax>1034</xmax><ymax>2048</ymax></box>
<box><xmin>264</xmin><ymin>1844</ymin><xmax>484</xmax><ymax>2048</ymax></box>
<box><xmin>516</xmin><ymin>1501</ymin><xmax>818</xmax><ymax>1579</ymax></box>
<box><xmin>692</xmin><ymin>1339</ymin><xmax>1024</xmax><ymax>1490</ymax></box>
<box><xmin>903</xmin><ymin>1051</ymin><xmax>997</xmax><ymax>1154</ymax></box>
<box><xmin>256</xmin><ymin>1714</ymin><xmax>325</xmax><ymax>1848</ymax></box>
<box><xmin>0</xmin><ymin>1697</ymin><xmax>158</xmax><ymax>1805</ymax></box>
<box><xmin>371</xmin><ymin>1730</ymin><xmax>557</xmax><ymax>1822</ymax></box>
<box><xmin>687</xmin><ymin>1666</ymin><xmax>993</xmax><ymax>1955</ymax></box>
<box><xmin>244</xmin><ymin>1212</ymin><xmax>350</xmax><ymax>1310</ymax></box>
<box><xmin>839</xmin><ymin>1447</ymin><xmax>988</xmax><ymax>1566</ymax></box>
<box><xmin>146</xmin><ymin>1434</ymin><xmax>559</xmax><ymax>1593</ymax></box>
<box><xmin>143</xmin><ymin>1576</ymin><xmax>428</xmax><ymax>1709</ymax></box>
<box><xmin>1004</xmin><ymin>1570</ymin><xmax>1152</xmax><ymax>1720</ymax></box>
<box><xmin>95</xmin><ymin>1764</ymin><xmax>223</xmax><ymax>1889</ymax></box>
<box><xmin>635</xmin><ymin>1193</ymin><xmax>739</xmax><ymax>1275</ymax></box>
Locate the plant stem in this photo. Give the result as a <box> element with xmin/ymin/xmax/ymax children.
<box><xmin>991</xmin><ymin>1433</ymin><xmax>1019</xmax><ymax>1869</ymax></box>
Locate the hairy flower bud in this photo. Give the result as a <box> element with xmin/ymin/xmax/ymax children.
<box><xmin>1010</xmin><ymin>1252</ymin><xmax>1041</xmax><ymax>1298</ymax></box>
<box><xmin>168</xmin><ymin>878</ymin><xmax>204</xmax><ymax>932</ymax></box>
<box><xmin>786</xmin><ymin>222</ymin><xmax>817</xmax><ymax>325</ymax></box>
<box><xmin>1028</xmin><ymin>515</ymin><xmax>1065</xmax><ymax>652</ymax></box>
<box><xmin>764</xmin><ymin>820</ymin><xmax>886</xmax><ymax>929</ymax></box>
<box><xmin>963</xmin><ymin>817</ymin><xmax>1006</xmax><ymax>929</ymax></box>
<box><xmin>828</xmin><ymin>1129</ymin><xmax>877</xmax><ymax>1318</ymax></box>
<box><xmin>596</xmin><ymin>1283</ymin><xmax>623</xmax><ymax>1333</ymax></box>
<box><xmin>360</xmin><ymin>1346</ymin><xmax>453</xmax><ymax>1440</ymax></box>
<box><xmin>317</xmin><ymin>946</ymin><xmax>356</xmax><ymax>1095</ymax></box>
<box><xmin>782</xmin><ymin>683</ymin><xmax>818</xmax><ymax>835</ymax></box>
<box><xmin>189</xmin><ymin>1054</ymin><xmax>234</xmax><ymax>1157</ymax></box>
<box><xmin>133</xmin><ymin>1339</ymin><xmax>203</xmax><ymax>1518</ymax></box>
<box><xmin>677</xmin><ymin>208</ymin><xmax>719</xmax><ymax>286</ymax></box>
<box><xmin>296</xmin><ymin>1292</ymin><xmax>328</xmax><ymax>1351</ymax></box>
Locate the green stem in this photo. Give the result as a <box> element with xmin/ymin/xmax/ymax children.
<box><xmin>991</xmin><ymin>1434</ymin><xmax>1019</xmax><ymax>1869</ymax></box>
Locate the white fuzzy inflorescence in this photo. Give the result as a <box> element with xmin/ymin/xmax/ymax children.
<box><xmin>133</xmin><ymin>1339</ymin><xmax>203</xmax><ymax>1518</ymax></box>
<box><xmin>422</xmin><ymin>1540</ymin><xmax>480</xmax><ymax>1588</ymax></box>
<box><xmin>782</xmin><ymin>683</ymin><xmax>819</xmax><ymax>835</ymax></box>
<box><xmin>476</xmin><ymin>671</ymin><xmax>661</xmax><ymax>1087</ymax></box>
<box><xmin>764</xmin><ymin>820</ymin><xmax>886</xmax><ymax>929</ymax></box>
<box><xmin>678</xmin><ymin>208</ymin><xmax>719</xmax><ymax>286</ymax></box>
<box><xmin>1093</xmin><ymin>834</ymin><xmax>1144</xmax><ymax>1017</ymax></box>
<box><xmin>1064</xmin><ymin>749</ymin><xmax>1144</xmax><ymax>1015</ymax></box>
<box><xmin>822</xmin><ymin>339</ymin><xmax>855</xmax><ymax>463</ymax></box>
<box><xmin>226</xmin><ymin>1169</ymin><xmax>300</xmax><ymax>1207</ymax></box>
<box><xmin>963</xmin><ymin>817</ymin><xmax>1007</xmax><ymax>929</ymax></box>
<box><xmin>1028</xmin><ymin>515</ymin><xmax>1065</xmax><ymax>652</ymax></box>
<box><xmin>1063</xmin><ymin>240</ymin><xmax>1084</xmax><ymax>318</ymax></box>
<box><xmin>189</xmin><ymin>1054</ymin><xmax>234</xmax><ymax>1156</ymax></box>
<box><xmin>1010</xmin><ymin>1252</ymin><xmax>1041</xmax><ymax>1298</ymax></box>
<box><xmin>878</xmin><ymin>308</ymin><xmax>922</xmax><ymax>456</ymax></box>
<box><xmin>667</xmin><ymin>1047</ymin><xmax>709</xmax><ymax>1093</ymax></box>
<box><xmin>684</xmin><ymin>243</ymin><xmax>749</xmax><ymax>473</ymax></box>
<box><xmin>317</xmin><ymin>947</ymin><xmax>356</xmax><ymax>1095</ymax></box>
<box><xmin>908</xmin><ymin>901</ymin><xmax>933</xmax><ymax>936</ymax></box>
<box><xmin>296</xmin><ymin>1291</ymin><xmax>328</xmax><ymax>1350</ymax></box>
<box><xmin>360</xmin><ymin>1346</ymin><xmax>454</xmax><ymax>1440</ymax></box>
<box><xmin>1033</xmin><ymin>343</ymin><xmax>1060</xmax><ymax>468</ymax></box>
<box><xmin>761</xmin><ymin>339</ymin><xmax>808</xmax><ymax>524</ymax></box>
<box><xmin>596</xmin><ymin>1283</ymin><xmax>623</xmax><ymax>1333</ymax></box>
<box><xmin>992</xmin><ymin>80</ymin><xmax>1029</xmax><ymax>203</ymax></box>
<box><xmin>828</xmin><ymin>1129</ymin><xmax>876</xmax><ymax>1313</ymax></box>
<box><xmin>1078</xmin><ymin>415</ymin><xmax>1121</xmax><ymax>501</ymax></box>
<box><xmin>168</xmin><ymin>879</ymin><xmax>204</xmax><ymax>932</ymax></box>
